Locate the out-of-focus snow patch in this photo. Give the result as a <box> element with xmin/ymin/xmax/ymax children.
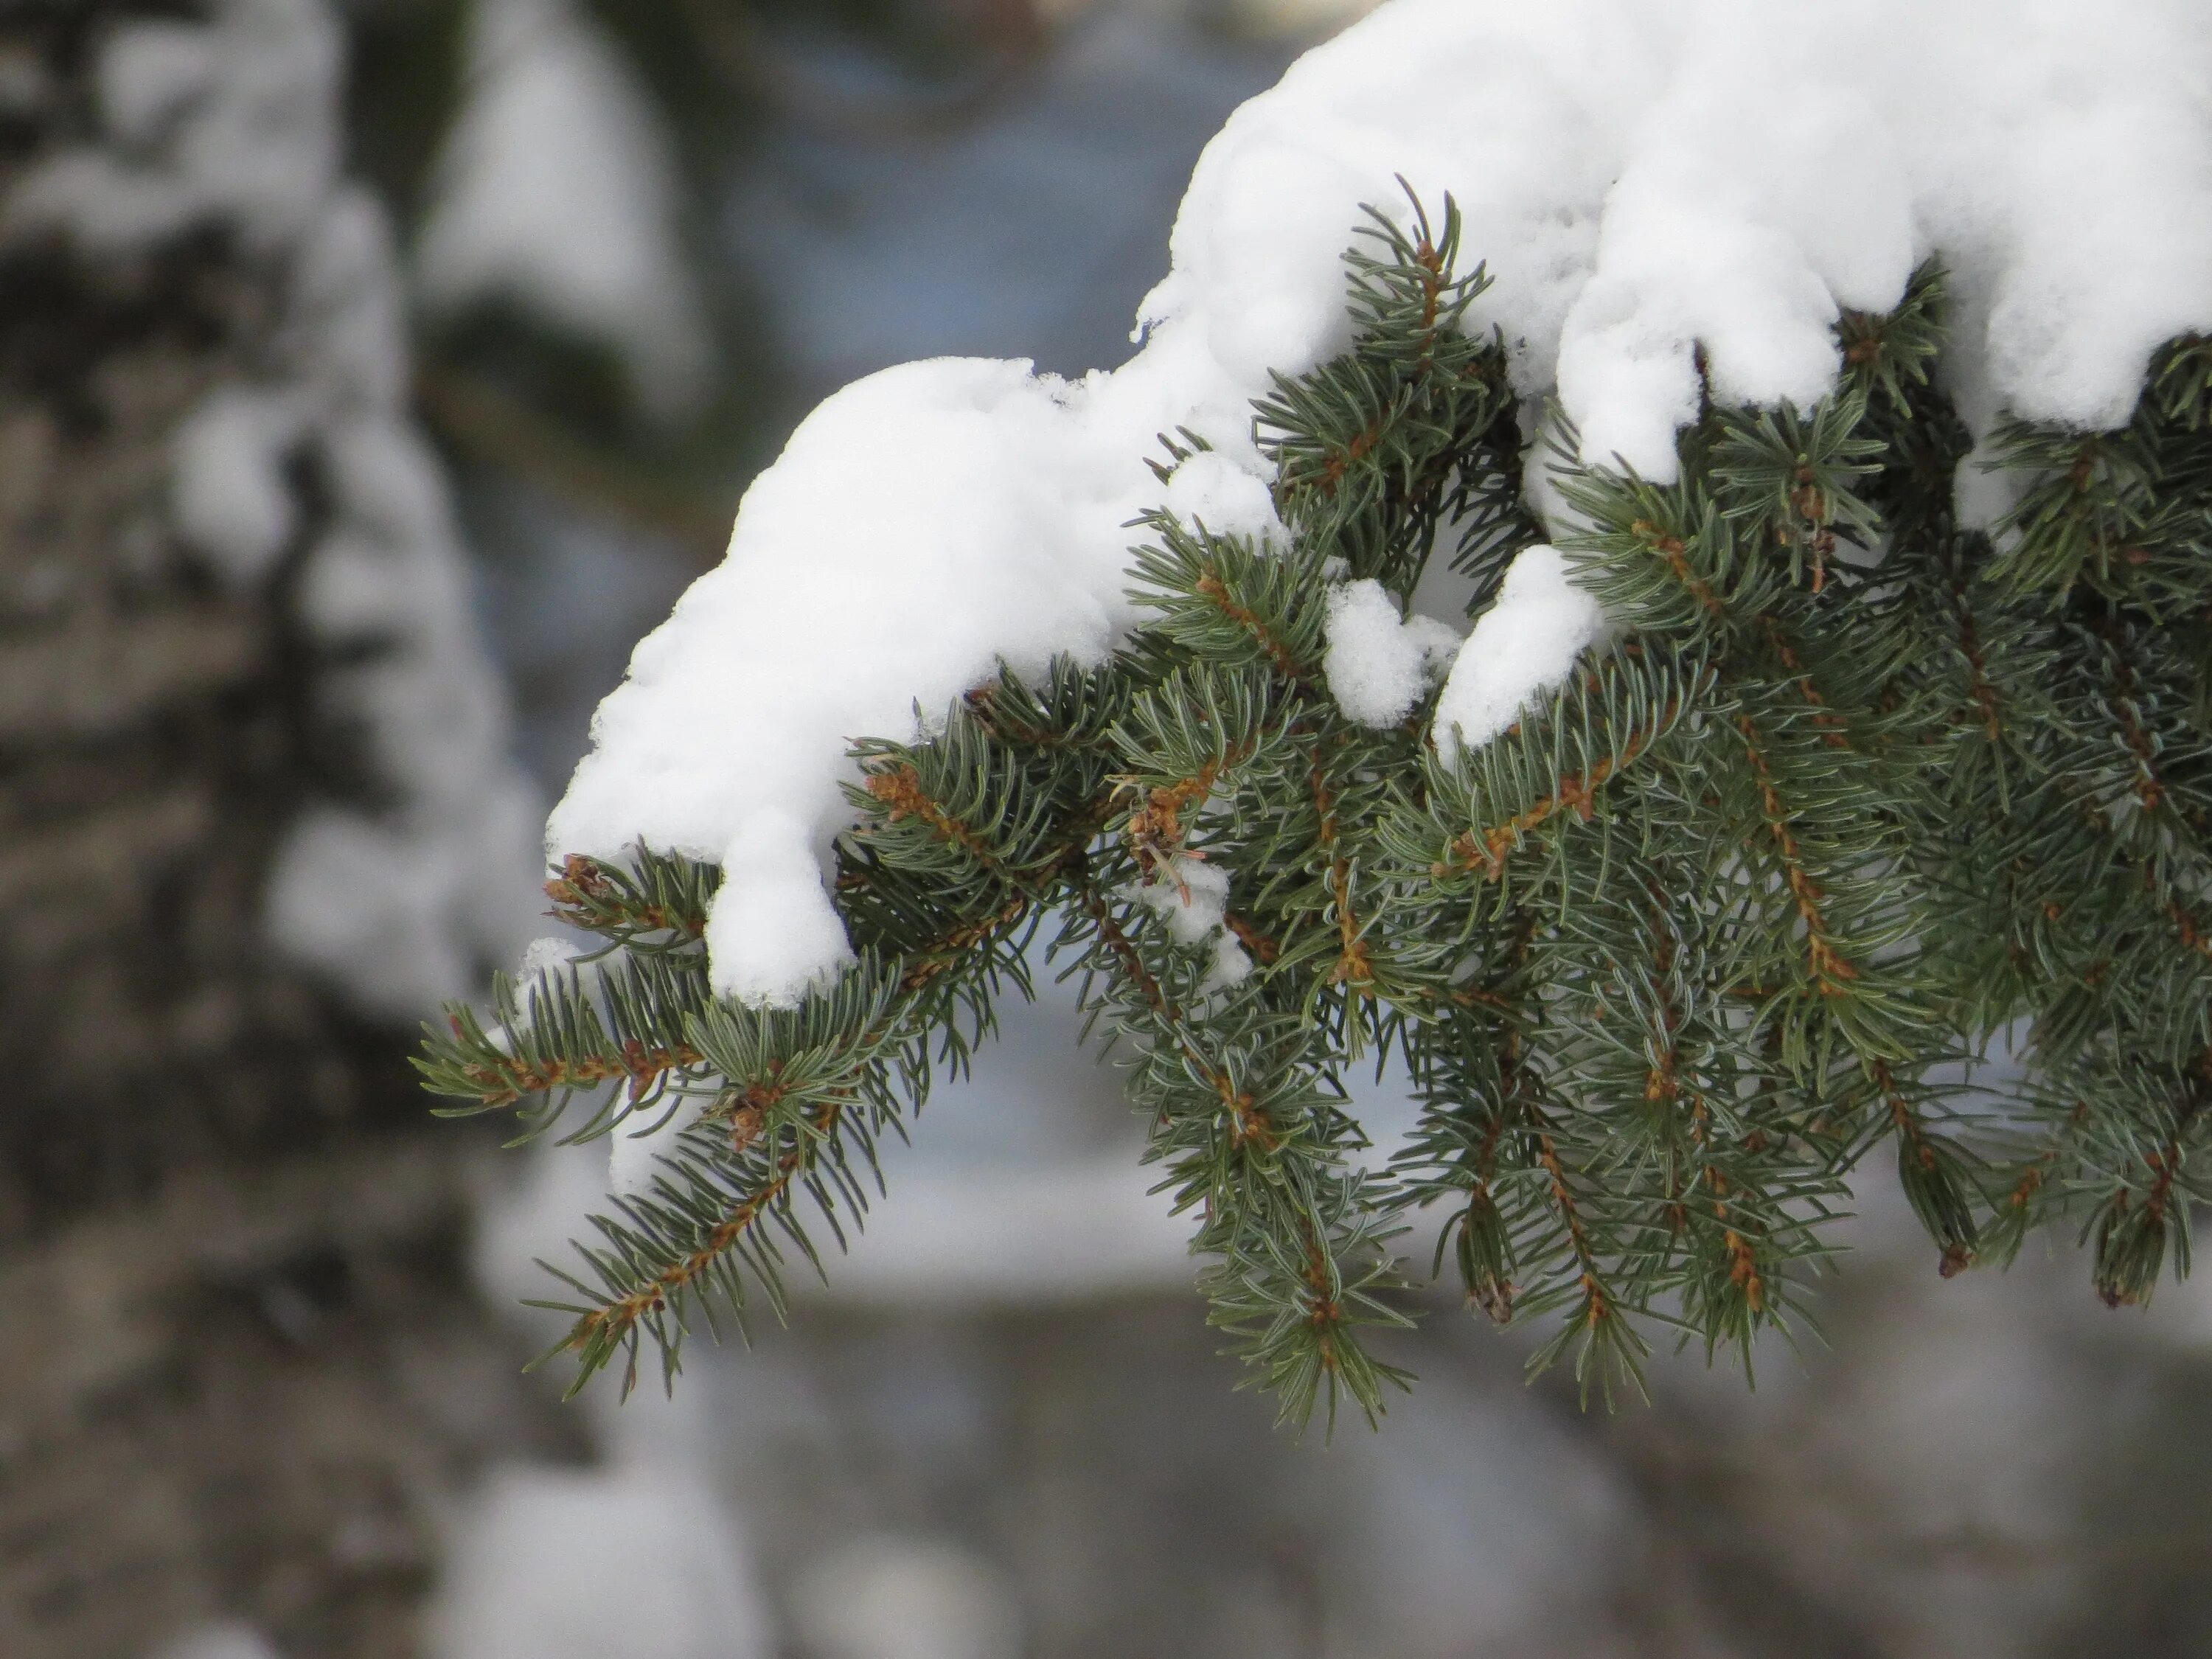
<box><xmin>819</xmin><ymin>1158</ymin><xmax>1194</xmax><ymax>1307</ymax></box>
<box><xmin>417</xmin><ymin>0</ymin><xmax>711</xmax><ymax>420</ymax></box>
<box><xmin>473</xmin><ymin>1138</ymin><xmax>609</xmax><ymax>1326</ymax></box>
<box><xmin>428</xmin><ymin>1463</ymin><xmax>774</xmax><ymax>1659</ymax></box>
<box><xmin>607</xmin><ymin>1088</ymin><xmax>711</xmax><ymax>1197</ymax></box>
<box><xmin>169</xmin><ymin>388</ymin><xmax>310</xmax><ymax>587</ymax></box>
<box><xmin>793</xmin><ymin>1537</ymin><xmax>1022</xmax><ymax>1659</ymax></box>
<box><xmin>552</xmin><ymin>0</ymin><xmax>2212</xmax><ymax>1009</ymax></box>
<box><xmin>1433</xmin><ymin>546</ymin><xmax>1605</xmax><ymax>764</ymax></box>
<box><xmin>478</xmin><ymin>1129</ymin><xmax>1193</xmax><ymax>1317</ymax></box>
<box><xmin>257</xmin><ymin>390</ymin><xmax>543</xmax><ymax>1010</ymax></box>
<box><xmin>150</xmin><ymin>1624</ymin><xmax>283</xmax><ymax>1659</ymax></box>
<box><xmin>266</xmin><ymin>810</ymin><xmax>509</xmax><ymax>1022</ymax></box>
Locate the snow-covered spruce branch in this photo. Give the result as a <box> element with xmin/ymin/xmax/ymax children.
<box><xmin>426</xmin><ymin>2</ymin><xmax>2212</xmax><ymax>1422</ymax></box>
<box><xmin>420</xmin><ymin>184</ymin><xmax>2212</xmax><ymax>1422</ymax></box>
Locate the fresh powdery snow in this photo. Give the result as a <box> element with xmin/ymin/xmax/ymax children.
<box><xmin>1433</xmin><ymin>549</ymin><xmax>1609</xmax><ymax>763</ymax></box>
<box><xmin>1324</xmin><ymin>578</ymin><xmax>1462</xmax><ymax>728</ymax></box>
<box><xmin>1133</xmin><ymin>856</ymin><xmax>1253</xmax><ymax>992</ymax></box>
<box><xmin>550</xmin><ymin>0</ymin><xmax>2212</xmax><ymax>1009</ymax></box>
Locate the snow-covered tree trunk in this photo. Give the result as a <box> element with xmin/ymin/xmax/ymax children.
<box><xmin>0</xmin><ymin>6</ymin><xmax>557</xmax><ymax>1655</ymax></box>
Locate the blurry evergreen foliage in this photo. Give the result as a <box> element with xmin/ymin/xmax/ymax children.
<box><xmin>420</xmin><ymin>186</ymin><xmax>2212</xmax><ymax>1427</ymax></box>
<box><xmin>344</xmin><ymin>0</ymin><xmax>1048</xmax><ymax>554</ymax></box>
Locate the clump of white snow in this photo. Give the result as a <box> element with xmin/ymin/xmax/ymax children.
<box><xmin>1135</xmin><ymin>855</ymin><xmax>1231</xmax><ymax>945</ymax></box>
<box><xmin>416</xmin><ymin>0</ymin><xmax>712</xmax><ymax>420</ymax></box>
<box><xmin>551</xmin><ymin>0</ymin><xmax>2212</xmax><ymax>1008</ymax></box>
<box><xmin>517</xmin><ymin>934</ymin><xmax>583</xmax><ymax>988</ymax></box>
<box><xmin>1323</xmin><ymin>578</ymin><xmax>1461</xmax><ymax>727</ymax></box>
<box><xmin>1131</xmin><ymin>855</ymin><xmax>1253</xmax><ymax>992</ymax></box>
<box><xmin>1433</xmin><ymin>547</ymin><xmax>1607</xmax><ymax>764</ymax></box>
<box><xmin>1206</xmin><ymin>931</ymin><xmax>1255</xmax><ymax>992</ymax></box>
<box><xmin>1155</xmin><ymin>0</ymin><xmax>2212</xmax><ymax>476</ymax></box>
<box><xmin>1160</xmin><ymin>448</ymin><xmax>1285</xmax><ymax>541</ymax></box>
<box><xmin>705</xmin><ymin>808</ymin><xmax>858</xmax><ymax>1009</ymax></box>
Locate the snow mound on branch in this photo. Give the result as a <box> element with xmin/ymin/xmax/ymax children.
<box><xmin>1161</xmin><ymin>449</ymin><xmax>1286</xmax><ymax>542</ymax></box>
<box><xmin>1433</xmin><ymin>547</ymin><xmax>1608</xmax><ymax>764</ymax></box>
<box><xmin>555</xmin><ymin>353</ymin><xmax>1269</xmax><ymax>1003</ymax></box>
<box><xmin>1324</xmin><ymin>578</ymin><xmax>1461</xmax><ymax>727</ymax></box>
<box><xmin>1130</xmin><ymin>855</ymin><xmax>1253</xmax><ymax>990</ymax></box>
<box><xmin>552</xmin><ymin>0</ymin><xmax>2212</xmax><ymax>1006</ymax></box>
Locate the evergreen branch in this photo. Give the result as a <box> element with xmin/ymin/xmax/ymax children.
<box><xmin>1439</xmin><ymin>717</ymin><xmax>1666</xmax><ymax>881</ymax></box>
<box><xmin>559</xmin><ymin>1091</ymin><xmax>851</xmax><ymax>1391</ymax></box>
<box><xmin>545</xmin><ymin>849</ymin><xmax>715</xmax><ymax>949</ymax></box>
<box><xmin>453</xmin><ymin>1035</ymin><xmax>703</xmax><ymax>1113</ymax></box>
<box><xmin>419</xmin><ymin>947</ymin><xmax>714</xmax><ymax>1126</ymax></box>
<box><xmin>1195</xmin><ymin>570</ymin><xmax>1318</xmax><ymax>686</ymax></box>
<box><xmin>428</xmin><ymin>187</ymin><xmax>2212</xmax><ymax>1428</ymax></box>
<box><xmin>1423</xmin><ymin>648</ymin><xmax>1697</xmax><ymax>883</ymax></box>
<box><xmin>1731</xmin><ymin>712</ymin><xmax>1857</xmax><ymax>995</ymax></box>
<box><xmin>1307</xmin><ymin>743</ymin><xmax>1374</xmax><ymax>991</ymax></box>
<box><xmin>899</xmin><ymin>894</ymin><xmax>1034</xmax><ymax>991</ymax></box>
<box><xmin>865</xmin><ymin>763</ymin><xmax>1009</xmax><ymax>869</ymax></box>
<box><xmin>1872</xmin><ymin>1059</ymin><xmax>1982</xmax><ymax>1273</ymax></box>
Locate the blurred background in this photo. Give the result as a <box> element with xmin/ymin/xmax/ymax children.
<box><xmin>7</xmin><ymin>1</ymin><xmax>2212</xmax><ymax>1656</ymax></box>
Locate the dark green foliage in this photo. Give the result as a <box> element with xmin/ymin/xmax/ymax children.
<box><xmin>420</xmin><ymin>189</ymin><xmax>2212</xmax><ymax>1427</ymax></box>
